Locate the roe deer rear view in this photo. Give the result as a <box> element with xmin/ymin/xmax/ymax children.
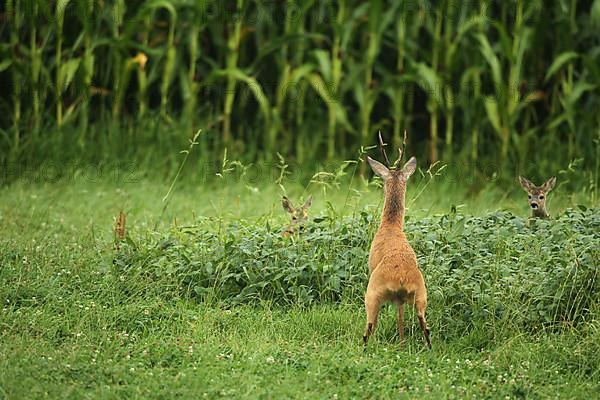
<box><xmin>519</xmin><ymin>176</ymin><xmax>556</xmax><ymax>219</ymax></box>
<box><xmin>363</xmin><ymin>133</ymin><xmax>431</xmax><ymax>349</ymax></box>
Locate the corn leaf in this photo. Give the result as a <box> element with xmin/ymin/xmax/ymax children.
<box><xmin>59</xmin><ymin>58</ymin><xmax>81</xmax><ymax>93</ymax></box>
<box><xmin>545</xmin><ymin>52</ymin><xmax>579</xmax><ymax>82</ymax></box>
<box><xmin>484</xmin><ymin>100</ymin><xmax>502</xmax><ymax>135</ymax></box>
<box><xmin>476</xmin><ymin>34</ymin><xmax>502</xmax><ymax>89</ymax></box>
<box><xmin>0</xmin><ymin>59</ymin><xmax>13</xmax><ymax>72</ymax></box>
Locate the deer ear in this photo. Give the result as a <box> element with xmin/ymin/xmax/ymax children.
<box><xmin>282</xmin><ymin>196</ymin><xmax>294</xmax><ymax>213</ymax></box>
<box><xmin>302</xmin><ymin>195</ymin><xmax>313</xmax><ymax>210</ymax></box>
<box><xmin>401</xmin><ymin>157</ymin><xmax>417</xmax><ymax>178</ymax></box>
<box><xmin>542</xmin><ymin>176</ymin><xmax>556</xmax><ymax>192</ymax></box>
<box><xmin>367</xmin><ymin>156</ymin><xmax>390</xmax><ymax>179</ymax></box>
<box><xmin>519</xmin><ymin>176</ymin><xmax>534</xmax><ymax>192</ymax></box>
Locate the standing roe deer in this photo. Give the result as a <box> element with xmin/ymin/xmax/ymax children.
<box><xmin>281</xmin><ymin>195</ymin><xmax>313</xmax><ymax>237</ymax></box>
<box><xmin>363</xmin><ymin>133</ymin><xmax>431</xmax><ymax>349</ymax></box>
<box><xmin>518</xmin><ymin>176</ymin><xmax>556</xmax><ymax>219</ymax></box>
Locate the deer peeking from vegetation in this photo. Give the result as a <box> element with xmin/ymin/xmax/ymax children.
<box><xmin>519</xmin><ymin>176</ymin><xmax>556</xmax><ymax>219</ymax></box>
<box><xmin>363</xmin><ymin>132</ymin><xmax>431</xmax><ymax>349</ymax></box>
<box><xmin>281</xmin><ymin>195</ymin><xmax>313</xmax><ymax>237</ymax></box>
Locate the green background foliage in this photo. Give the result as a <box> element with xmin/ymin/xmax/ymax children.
<box><xmin>1</xmin><ymin>0</ymin><xmax>600</xmax><ymax>178</ymax></box>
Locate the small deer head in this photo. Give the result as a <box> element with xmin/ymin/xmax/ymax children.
<box><xmin>282</xmin><ymin>195</ymin><xmax>313</xmax><ymax>236</ymax></box>
<box><xmin>519</xmin><ymin>176</ymin><xmax>556</xmax><ymax>218</ymax></box>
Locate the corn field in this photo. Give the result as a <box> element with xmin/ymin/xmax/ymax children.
<box><xmin>1</xmin><ymin>0</ymin><xmax>600</xmax><ymax>173</ymax></box>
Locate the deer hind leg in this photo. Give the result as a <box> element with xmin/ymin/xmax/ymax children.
<box><xmin>415</xmin><ymin>297</ymin><xmax>431</xmax><ymax>349</ymax></box>
<box><xmin>363</xmin><ymin>286</ymin><xmax>384</xmax><ymax>346</ymax></box>
<box><xmin>397</xmin><ymin>303</ymin><xmax>405</xmax><ymax>343</ymax></box>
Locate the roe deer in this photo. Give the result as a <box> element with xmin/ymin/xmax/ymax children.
<box><xmin>363</xmin><ymin>133</ymin><xmax>431</xmax><ymax>349</ymax></box>
<box><xmin>519</xmin><ymin>176</ymin><xmax>556</xmax><ymax>219</ymax></box>
<box><xmin>281</xmin><ymin>195</ymin><xmax>312</xmax><ymax>237</ymax></box>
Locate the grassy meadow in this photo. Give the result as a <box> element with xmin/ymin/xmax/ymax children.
<box><xmin>2</xmin><ymin>0</ymin><xmax>600</xmax><ymax>398</ymax></box>
<box><xmin>1</xmin><ymin>168</ymin><xmax>599</xmax><ymax>398</ymax></box>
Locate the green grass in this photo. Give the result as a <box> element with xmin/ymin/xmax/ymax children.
<box><xmin>1</xmin><ymin>175</ymin><xmax>598</xmax><ymax>399</ymax></box>
<box><xmin>1</xmin><ymin>303</ymin><xmax>598</xmax><ymax>398</ymax></box>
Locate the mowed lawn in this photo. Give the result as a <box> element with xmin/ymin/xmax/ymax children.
<box><xmin>1</xmin><ymin>177</ymin><xmax>598</xmax><ymax>399</ymax></box>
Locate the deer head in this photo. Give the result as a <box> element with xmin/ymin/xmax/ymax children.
<box><xmin>367</xmin><ymin>131</ymin><xmax>416</xmax><ymax>226</ymax></box>
<box><xmin>519</xmin><ymin>176</ymin><xmax>556</xmax><ymax>218</ymax></box>
<box><xmin>282</xmin><ymin>195</ymin><xmax>313</xmax><ymax>235</ymax></box>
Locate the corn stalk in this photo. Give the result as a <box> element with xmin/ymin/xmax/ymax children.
<box><xmin>222</xmin><ymin>0</ymin><xmax>245</xmax><ymax>147</ymax></box>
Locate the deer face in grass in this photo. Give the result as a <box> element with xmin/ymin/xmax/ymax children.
<box><xmin>282</xmin><ymin>195</ymin><xmax>313</xmax><ymax>234</ymax></box>
<box><xmin>519</xmin><ymin>176</ymin><xmax>556</xmax><ymax>218</ymax></box>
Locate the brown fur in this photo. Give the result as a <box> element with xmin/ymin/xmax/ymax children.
<box><xmin>363</xmin><ymin>156</ymin><xmax>431</xmax><ymax>349</ymax></box>
<box><xmin>519</xmin><ymin>176</ymin><xmax>556</xmax><ymax>219</ymax></box>
<box><xmin>113</xmin><ymin>210</ymin><xmax>126</xmax><ymax>250</ymax></box>
<box><xmin>281</xmin><ymin>195</ymin><xmax>312</xmax><ymax>237</ymax></box>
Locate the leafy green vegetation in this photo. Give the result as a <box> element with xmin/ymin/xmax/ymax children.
<box><xmin>115</xmin><ymin>206</ymin><xmax>599</xmax><ymax>333</ymax></box>
<box><xmin>1</xmin><ymin>177</ymin><xmax>598</xmax><ymax>398</ymax></box>
<box><xmin>1</xmin><ymin>1</ymin><xmax>600</xmax><ymax>177</ymax></box>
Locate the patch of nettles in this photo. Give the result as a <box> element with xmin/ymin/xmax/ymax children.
<box><xmin>113</xmin><ymin>208</ymin><xmax>599</xmax><ymax>335</ymax></box>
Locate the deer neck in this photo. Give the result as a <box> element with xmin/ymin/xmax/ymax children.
<box><xmin>381</xmin><ymin>181</ymin><xmax>406</xmax><ymax>229</ymax></box>
<box><xmin>531</xmin><ymin>207</ymin><xmax>549</xmax><ymax>219</ymax></box>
